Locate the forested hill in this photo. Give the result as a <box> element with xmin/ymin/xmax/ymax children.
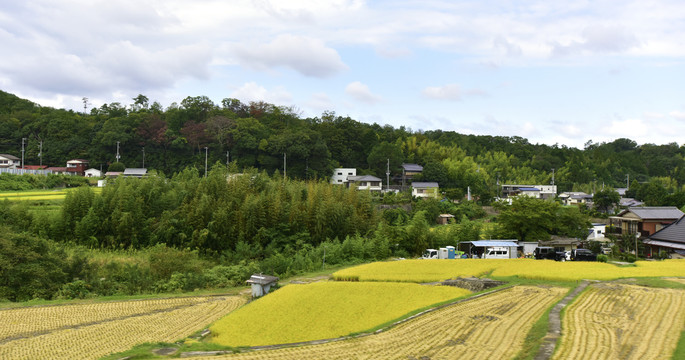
<box><xmin>2</xmin><ymin>90</ymin><xmax>684</xmax><ymax>200</ymax></box>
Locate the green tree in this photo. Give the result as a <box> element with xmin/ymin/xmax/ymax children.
<box><xmin>367</xmin><ymin>141</ymin><xmax>403</xmax><ymax>177</ymax></box>
<box><xmin>497</xmin><ymin>196</ymin><xmax>558</xmax><ymax>242</ymax></box>
<box><xmin>593</xmin><ymin>188</ymin><xmax>621</xmax><ymax>214</ymax></box>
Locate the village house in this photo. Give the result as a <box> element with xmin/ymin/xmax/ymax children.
<box><xmin>558</xmin><ymin>192</ymin><xmax>593</xmax><ymax>206</ymax></box>
<box><xmin>643</xmin><ymin>215</ymin><xmax>685</xmax><ymax>259</ymax></box>
<box><xmin>330</xmin><ymin>168</ymin><xmax>356</xmax><ymax>185</ymax></box>
<box><xmin>66</xmin><ymin>159</ymin><xmax>89</xmax><ymax>176</ymax></box>
<box><xmin>348</xmin><ymin>174</ymin><xmax>382</xmax><ymax>192</ymax></box>
<box><xmin>412</xmin><ymin>182</ymin><xmax>440</xmax><ymax>199</ymax></box>
<box><xmin>84</xmin><ymin>168</ymin><xmax>102</xmax><ymax>178</ymax></box>
<box><xmin>0</xmin><ymin>154</ymin><xmax>20</xmax><ymax>169</ymax></box>
<box><xmin>500</xmin><ymin>184</ymin><xmax>557</xmax><ymax>200</ymax></box>
<box><xmin>609</xmin><ymin>207</ymin><xmax>685</xmax><ymax>238</ymax></box>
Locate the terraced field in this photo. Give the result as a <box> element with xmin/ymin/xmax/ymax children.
<box><xmin>0</xmin><ymin>296</ymin><xmax>245</xmax><ymax>360</ymax></box>
<box><xmin>195</xmin><ymin>286</ymin><xmax>567</xmax><ymax>360</ymax></box>
<box><xmin>553</xmin><ymin>283</ymin><xmax>685</xmax><ymax>360</ymax></box>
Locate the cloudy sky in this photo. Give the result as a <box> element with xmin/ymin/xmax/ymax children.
<box><xmin>2</xmin><ymin>0</ymin><xmax>685</xmax><ymax>148</ymax></box>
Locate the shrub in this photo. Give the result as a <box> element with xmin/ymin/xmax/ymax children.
<box><xmin>597</xmin><ymin>254</ymin><xmax>608</xmax><ymax>263</ymax></box>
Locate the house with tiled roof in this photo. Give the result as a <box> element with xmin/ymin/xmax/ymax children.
<box><xmin>644</xmin><ymin>215</ymin><xmax>685</xmax><ymax>258</ymax></box>
<box><xmin>609</xmin><ymin>207</ymin><xmax>685</xmax><ymax>238</ymax></box>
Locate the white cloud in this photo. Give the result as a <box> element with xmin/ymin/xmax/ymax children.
<box><xmin>551</xmin><ymin>25</ymin><xmax>640</xmax><ymax>57</ymax></box>
<box><xmin>230</xmin><ymin>82</ymin><xmax>292</xmax><ymax>104</ymax></box>
<box><xmin>306</xmin><ymin>92</ymin><xmax>334</xmax><ymax>111</ymax></box>
<box><xmin>231</xmin><ymin>34</ymin><xmax>348</xmax><ymax>78</ymax></box>
<box><xmin>670</xmin><ymin>111</ymin><xmax>685</xmax><ymax>120</ymax></box>
<box><xmin>422</xmin><ymin>84</ymin><xmax>462</xmax><ymax>101</ymax></box>
<box><xmin>345</xmin><ymin>81</ymin><xmax>382</xmax><ymax>104</ymax></box>
<box><xmin>422</xmin><ymin>84</ymin><xmax>487</xmax><ymax>101</ymax></box>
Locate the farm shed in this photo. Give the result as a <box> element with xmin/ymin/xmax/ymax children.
<box><xmin>247</xmin><ymin>274</ymin><xmax>279</xmax><ymax>298</ymax></box>
<box><xmin>461</xmin><ymin>240</ymin><xmax>519</xmax><ymax>258</ymax></box>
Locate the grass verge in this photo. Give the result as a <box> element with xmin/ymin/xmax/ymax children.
<box><xmin>673</xmin><ymin>329</ymin><xmax>685</xmax><ymax>360</ymax></box>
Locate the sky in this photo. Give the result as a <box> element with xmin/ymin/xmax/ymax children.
<box><xmin>2</xmin><ymin>0</ymin><xmax>685</xmax><ymax>149</ymax></box>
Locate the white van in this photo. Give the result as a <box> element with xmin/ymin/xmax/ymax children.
<box><xmin>483</xmin><ymin>246</ymin><xmax>514</xmax><ymax>259</ymax></box>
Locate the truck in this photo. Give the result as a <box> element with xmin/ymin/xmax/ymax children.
<box><xmin>422</xmin><ymin>246</ymin><xmax>464</xmax><ymax>259</ymax></box>
<box><xmin>482</xmin><ymin>246</ymin><xmax>517</xmax><ymax>259</ymax></box>
<box><xmin>422</xmin><ymin>249</ymin><xmax>438</xmax><ymax>259</ymax></box>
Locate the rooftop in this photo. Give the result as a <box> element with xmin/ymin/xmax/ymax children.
<box><xmin>620</xmin><ymin>207</ymin><xmax>685</xmax><ymax>220</ymax></box>
<box><xmin>412</xmin><ymin>182</ymin><xmax>439</xmax><ymax>188</ymax></box>
<box><xmin>402</xmin><ymin>163</ymin><xmax>423</xmax><ymax>172</ymax></box>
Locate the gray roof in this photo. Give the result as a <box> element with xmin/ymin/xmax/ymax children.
<box><xmin>0</xmin><ymin>154</ymin><xmax>20</xmax><ymax>160</ymax></box>
<box><xmin>620</xmin><ymin>198</ymin><xmax>643</xmax><ymax>207</ymax></box>
<box><xmin>647</xmin><ymin>215</ymin><xmax>685</xmax><ymax>246</ymax></box>
<box><xmin>412</xmin><ymin>182</ymin><xmax>439</xmax><ymax>188</ymax></box>
<box><xmin>467</xmin><ymin>240</ymin><xmax>519</xmax><ymax>247</ymax></box>
<box><xmin>622</xmin><ymin>207</ymin><xmax>684</xmax><ymax>220</ymax></box>
<box><xmin>123</xmin><ymin>168</ymin><xmax>148</xmax><ymax>176</ymax></box>
<box><xmin>402</xmin><ymin>163</ymin><xmax>423</xmax><ymax>172</ymax></box>
<box><xmin>246</xmin><ymin>274</ymin><xmax>279</xmax><ymax>285</ymax></box>
<box><xmin>348</xmin><ymin>175</ymin><xmax>382</xmax><ymax>182</ymax></box>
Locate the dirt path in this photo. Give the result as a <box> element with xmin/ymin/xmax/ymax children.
<box><xmin>534</xmin><ymin>280</ymin><xmax>590</xmax><ymax>360</ymax></box>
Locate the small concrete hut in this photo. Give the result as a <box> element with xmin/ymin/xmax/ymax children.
<box><xmin>246</xmin><ymin>274</ymin><xmax>279</xmax><ymax>298</ymax></box>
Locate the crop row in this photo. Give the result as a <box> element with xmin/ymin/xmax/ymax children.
<box><xmin>553</xmin><ymin>283</ymin><xmax>685</xmax><ymax>359</ymax></box>
<box><xmin>0</xmin><ymin>296</ymin><xmax>219</xmax><ymax>341</ymax></box>
<box><xmin>195</xmin><ymin>286</ymin><xmax>567</xmax><ymax>360</ymax></box>
<box><xmin>0</xmin><ymin>296</ymin><xmax>245</xmax><ymax>360</ymax></box>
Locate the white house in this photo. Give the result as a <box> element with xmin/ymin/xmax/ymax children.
<box><xmin>331</xmin><ymin>168</ymin><xmax>357</xmax><ymax>185</ymax></box>
<box><xmin>84</xmin><ymin>168</ymin><xmax>102</xmax><ymax>178</ymax></box>
<box><xmin>0</xmin><ymin>154</ymin><xmax>20</xmax><ymax>169</ymax></box>
<box><xmin>412</xmin><ymin>182</ymin><xmax>440</xmax><ymax>198</ymax></box>
<box><xmin>348</xmin><ymin>175</ymin><xmax>383</xmax><ymax>192</ymax></box>
<box><xmin>588</xmin><ymin>223</ymin><xmax>607</xmax><ymax>242</ymax></box>
<box><xmin>501</xmin><ymin>184</ymin><xmax>557</xmax><ymax>200</ymax></box>
<box><xmin>559</xmin><ymin>192</ymin><xmax>593</xmax><ymax>206</ymax></box>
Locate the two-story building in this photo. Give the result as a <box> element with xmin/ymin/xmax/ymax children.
<box><xmin>0</xmin><ymin>154</ymin><xmax>21</xmax><ymax>169</ymax></box>
<box><xmin>412</xmin><ymin>182</ymin><xmax>440</xmax><ymax>199</ymax></box>
<box><xmin>609</xmin><ymin>207</ymin><xmax>685</xmax><ymax>238</ymax></box>
<box><xmin>501</xmin><ymin>184</ymin><xmax>557</xmax><ymax>200</ymax></box>
<box><xmin>330</xmin><ymin>168</ymin><xmax>357</xmax><ymax>185</ymax></box>
<box><xmin>66</xmin><ymin>159</ymin><xmax>89</xmax><ymax>176</ymax></box>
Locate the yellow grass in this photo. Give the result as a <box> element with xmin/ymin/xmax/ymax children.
<box><xmin>333</xmin><ymin>259</ymin><xmax>501</xmax><ymax>282</ymax></box>
<box><xmin>334</xmin><ymin>259</ymin><xmax>685</xmax><ymax>282</ymax></box>
<box><xmin>0</xmin><ymin>187</ymin><xmax>102</xmax><ymax>201</ymax></box>
<box><xmin>210</xmin><ymin>281</ymin><xmax>471</xmax><ymax>347</ymax></box>
<box><xmin>553</xmin><ymin>283</ymin><xmax>685</xmax><ymax>359</ymax></box>
<box><xmin>196</xmin><ymin>286</ymin><xmax>567</xmax><ymax>360</ymax></box>
<box><xmin>0</xmin><ymin>295</ymin><xmax>245</xmax><ymax>360</ymax></box>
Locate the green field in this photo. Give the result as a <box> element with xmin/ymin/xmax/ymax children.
<box><xmin>0</xmin><ymin>187</ymin><xmax>102</xmax><ymax>214</ymax></box>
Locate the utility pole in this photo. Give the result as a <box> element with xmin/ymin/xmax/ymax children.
<box><xmin>626</xmin><ymin>174</ymin><xmax>630</xmax><ymax>189</ymax></box>
<box><xmin>551</xmin><ymin>168</ymin><xmax>555</xmax><ymax>185</ymax></box>
<box><xmin>226</xmin><ymin>151</ymin><xmax>229</xmax><ymax>168</ymax></box>
<box><xmin>386</xmin><ymin>158</ymin><xmax>390</xmax><ymax>192</ymax></box>
<box><xmin>38</xmin><ymin>141</ymin><xmax>42</xmax><ymax>167</ymax></box>
<box><xmin>142</xmin><ymin>147</ymin><xmax>145</xmax><ymax>168</ymax></box>
<box><xmin>116</xmin><ymin>141</ymin><xmax>121</xmax><ymax>163</ymax></box>
<box><xmin>21</xmin><ymin>138</ymin><xmax>26</xmax><ymax>169</ymax></box>
<box><xmin>204</xmin><ymin>147</ymin><xmax>208</xmax><ymax>177</ymax></box>
<box><xmin>283</xmin><ymin>152</ymin><xmax>286</xmax><ymax>179</ymax></box>
<box><xmin>82</xmin><ymin>97</ymin><xmax>89</xmax><ymax>115</ymax></box>
<box><xmin>305</xmin><ymin>158</ymin><xmax>309</xmax><ymax>180</ymax></box>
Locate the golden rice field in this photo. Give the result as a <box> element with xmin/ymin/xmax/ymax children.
<box><xmin>0</xmin><ymin>295</ymin><xmax>245</xmax><ymax>360</ymax></box>
<box><xmin>210</xmin><ymin>281</ymin><xmax>471</xmax><ymax>347</ymax></box>
<box><xmin>0</xmin><ymin>187</ymin><xmax>102</xmax><ymax>201</ymax></box>
<box><xmin>333</xmin><ymin>258</ymin><xmax>685</xmax><ymax>282</ymax></box>
<box><xmin>195</xmin><ymin>286</ymin><xmax>567</xmax><ymax>360</ymax></box>
<box><xmin>553</xmin><ymin>283</ymin><xmax>685</xmax><ymax>359</ymax></box>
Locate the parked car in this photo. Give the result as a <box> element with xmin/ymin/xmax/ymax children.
<box><xmin>570</xmin><ymin>249</ymin><xmax>597</xmax><ymax>261</ymax></box>
<box><xmin>533</xmin><ymin>247</ymin><xmax>566</xmax><ymax>261</ymax></box>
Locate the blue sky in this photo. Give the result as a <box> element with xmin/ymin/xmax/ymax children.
<box><xmin>2</xmin><ymin>0</ymin><xmax>685</xmax><ymax>148</ymax></box>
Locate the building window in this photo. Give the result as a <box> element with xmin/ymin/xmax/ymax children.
<box><xmin>337</xmin><ymin>172</ymin><xmax>342</xmax><ymax>175</ymax></box>
<box><xmin>338</xmin><ymin>179</ymin><xmax>342</xmax><ymax>182</ymax></box>
<box><xmin>348</xmin><ymin>172</ymin><xmax>353</xmax><ymax>175</ymax></box>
